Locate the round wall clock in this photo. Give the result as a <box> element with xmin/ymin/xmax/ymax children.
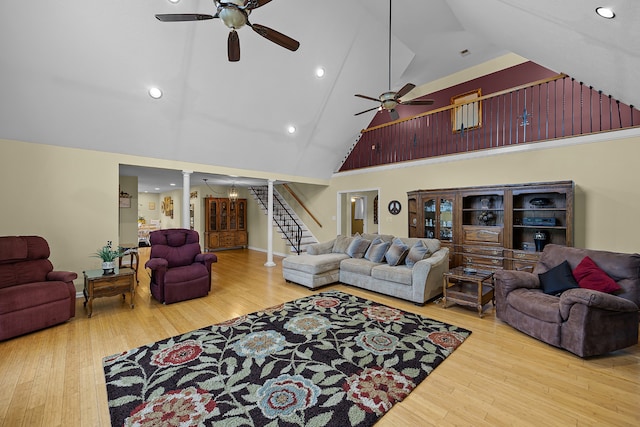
<box><xmin>388</xmin><ymin>200</ymin><xmax>401</xmax><ymax>215</ymax></box>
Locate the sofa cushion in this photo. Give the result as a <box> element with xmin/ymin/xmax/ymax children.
<box><xmin>539</xmin><ymin>260</ymin><xmax>579</xmax><ymax>296</ymax></box>
<box><xmin>572</xmin><ymin>256</ymin><xmax>622</xmax><ymax>294</ymax></box>
<box><xmin>0</xmin><ymin>281</ymin><xmax>70</xmax><ymax>315</ymax></box>
<box><xmin>422</xmin><ymin>239</ymin><xmax>441</xmax><ymax>254</ymax></box>
<box><xmin>340</xmin><ymin>258</ymin><xmax>379</xmax><ymax>276</ymax></box>
<box><xmin>405</xmin><ymin>240</ymin><xmax>431</xmax><ymax>267</ymax></box>
<box><xmin>165</xmin><ymin>263</ymin><xmax>209</xmax><ymax>283</ymax></box>
<box><xmin>346</xmin><ymin>236</ymin><xmax>371</xmax><ymax>259</ymax></box>
<box><xmin>283</xmin><ymin>253</ymin><xmax>349</xmax><ymax>275</ymax></box>
<box><xmin>364</xmin><ymin>238</ymin><xmax>390</xmax><ymax>263</ymax></box>
<box><xmin>506</xmin><ymin>288</ymin><xmax>563</xmax><ymax>323</ymax></box>
<box><xmin>332</xmin><ymin>235</ymin><xmax>353</xmax><ymax>254</ymax></box>
<box><xmin>385</xmin><ymin>237</ymin><xmax>409</xmax><ymax>266</ymax></box>
<box><xmin>371</xmin><ymin>264</ymin><xmax>412</xmax><ymax>286</ymax></box>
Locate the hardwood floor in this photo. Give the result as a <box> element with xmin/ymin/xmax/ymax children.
<box><xmin>1</xmin><ymin>248</ymin><xmax>639</xmax><ymax>426</ymax></box>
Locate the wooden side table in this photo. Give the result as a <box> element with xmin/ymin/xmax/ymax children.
<box><xmin>83</xmin><ymin>268</ymin><xmax>135</xmax><ymax>318</ymax></box>
<box><xmin>443</xmin><ymin>266</ymin><xmax>495</xmax><ymax>317</ymax></box>
<box><xmin>118</xmin><ymin>243</ymin><xmax>139</xmax><ymax>285</ymax></box>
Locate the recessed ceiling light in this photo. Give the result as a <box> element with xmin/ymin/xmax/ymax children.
<box><xmin>170</xmin><ymin>183</ymin><xmax>176</xmax><ymax>186</ymax></box>
<box><xmin>149</xmin><ymin>87</ymin><xmax>163</xmax><ymax>99</ymax></box>
<box><xmin>315</xmin><ymin>67</ymin><xmax>326</xmax><ymax>78</ymax></box>
<box><xmin>595</xmin><ymin>7</ymin><xmax>615</xmax><ymax>19</ymax></box>
<box><xmin>287</xmin><ymin>125</ymin><xmax>296</xmax><ymax>134</ymax></box>
<box><xmin>168</xmin><ymin>0</ymin><xmax>180</xmax><ymax>4</ymax></box>
<box><xmin>154</xmin><ymin>187</ymin><xmax>160</xmax><ymax>191</ymax></box>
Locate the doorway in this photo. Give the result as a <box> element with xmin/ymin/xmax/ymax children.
<box><xmin>336</xmin><ymin>189</ymin><xmax>379</xmax><ymax>236</ymax></box>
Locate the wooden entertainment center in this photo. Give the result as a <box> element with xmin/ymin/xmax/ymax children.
<box><xmin>408</xmin><ymin>180</ymin><xmax>574</xmax><ymax>272</ymax></box>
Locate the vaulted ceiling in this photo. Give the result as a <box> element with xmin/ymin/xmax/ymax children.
<box><xmin>2</xmin><ymin>0</ymin><xmax>638</xmax><ymax>188</ymax></box>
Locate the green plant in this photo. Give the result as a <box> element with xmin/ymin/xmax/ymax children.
<box><xmin>92</xmin><ymin>241</ymin><xmax>124</xmax><ymax>262</ymax></box>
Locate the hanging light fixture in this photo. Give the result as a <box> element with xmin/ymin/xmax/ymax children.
<box><xmin>228</xmin><ymin>183</ymin><xmax>238</xmax><ymax>201</ymax></box>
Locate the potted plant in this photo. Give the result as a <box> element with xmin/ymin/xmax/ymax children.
<box><xmin>92</xmin><ymin>241</ymin><xmax>124</xmax><ymax>275</ymax></box>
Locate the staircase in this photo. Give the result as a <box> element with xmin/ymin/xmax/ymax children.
<box><xmin>249</xmin><ymin>186</ymin><xmax>318</xmax><ymax>254</ymax></box>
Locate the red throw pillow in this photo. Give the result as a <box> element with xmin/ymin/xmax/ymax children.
<box><xmin>572</xmin><ymin>256</ymin><xmax>621</xmax><ymax>293</ymax></box>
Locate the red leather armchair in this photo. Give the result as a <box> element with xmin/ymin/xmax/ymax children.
<box><xmin>145</xmin><ymin>229</ymin><xmax>217</xmax><ymax>304</ymax></box>
<box><xmin>0</xmin><ymin>236</ymin><xmax>77</xmax><ymax>341</ymax></box>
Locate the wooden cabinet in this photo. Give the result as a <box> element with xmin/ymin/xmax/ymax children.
<box><xmin>408</xmin><ymin>191</ymin><xmax>456</xmax><ymax>267</ymax></box>
<box><xmin>204</xmin><ymin>198</ymin><xmax>248</xmax><ymax>251</ymax></box>
<box><xmin>408</xmin><ymin>181</ymin><xmax>574</xmax><ymax>271</ymax></box>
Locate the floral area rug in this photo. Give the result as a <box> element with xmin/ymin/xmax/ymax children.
<box><xmin>103</xmin><ymin>290</ymin><xmax>471</xmax><ymax>426</ymax></box>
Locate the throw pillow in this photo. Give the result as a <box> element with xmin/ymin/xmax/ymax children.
<box><xmin>421</xmin><ymin>239</ymin><xmax>441</xmax><ymax>255</ymax></box>
<box><xmin>572</xmin><ymin>256</ymin><xmax>622</xmax><ymax>294</ymax></box>
<box><xmin>385</xmin><ymin>237</ymin><xmax>409</xmax><ymax>266</ymax></box>
<box><xmin>332</xmin><ymin>235</ymin><xmax>353</xmax><ymax>254</ymax></box>
<box><xmin>365</xmin><ymin>239</ymin><xmax>391</xmax><ymax>263</ymax></box>
<box><xmin>538</xmin><ymin>260</ymin><xmax>580</xmax><ymax>296</ymax></box>
<box><xmin>405</xmin><ymin>240</ymin><xmax>430</xmax><ymax>267</ymax></box>
<box><xmin>346</xmin><ymin>236</ymin><xmax>372</xmax><ymax>259</ymax></box>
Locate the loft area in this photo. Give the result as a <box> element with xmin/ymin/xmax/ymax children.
<box><xmin>340</xmin><ymin>63</ymin><xmax>640</xmax><ymax>172</ymax></box>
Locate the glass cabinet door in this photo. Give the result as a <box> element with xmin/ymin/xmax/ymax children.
<box><xmin>422</xmin><ymin>195</ymin><xmax>454</xmax><ymax>241</ymax></box>
<box><xmin>439</xmin><ymin>197</ymin><xmax>454</xmax><ymax>242</ymax></box>
<box><xmin>423</xmin><ymin>198</ymin><xmax>437</xmax><ymax>238</ymax></box>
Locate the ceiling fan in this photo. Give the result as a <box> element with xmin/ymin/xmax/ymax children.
<box><xmin>354</xmin><ymin>0</ymin><xmax>433</xmax><ymax>121</ymax></box>
<box><xmin>155</xmin><ymin>0</ymin><xmax>300</xmax><ymax>62</ymax></box>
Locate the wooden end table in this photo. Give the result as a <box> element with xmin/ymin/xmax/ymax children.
<box><xmin>83</xmin><ymin>267</ymin><xmax>135</xmax><ymax>318</ymax></box>
<box><xmin>443</xmin><ymin>266</ymin><xmax>495</xmax><ymax>317</ymax></box>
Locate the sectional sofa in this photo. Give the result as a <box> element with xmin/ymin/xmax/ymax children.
<box><xmin>282</xmin><ymin>233</ymin><xmax>449</xmax><ymax>304</ymax></box>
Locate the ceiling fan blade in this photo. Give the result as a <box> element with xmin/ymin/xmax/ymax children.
<box><xmin>155</xmin><ymin>14</ymin><xmax>215</xmax><ymax>22</ymax></box>
<box><xmin>228</xmin><ymin>30</ymin><xmax>240</xmax><ymax>62</ymax></box>
<box><xmin>388</xmin><ymin>109</ymin><xmax>400</xmax><ymax>121</ymax></box>
<box><xmin>395</xmin><ymin>83</ymin><xmax>416</xmax><ymax>99</ymax></box>
<box><xmin>249</xmin><ymin>23</ymin><xmax>300</xmax><ymax>51</ymax></box>
<box><xmin>400</xmin><ymin>99</ymin><xmax>435</xmax><ymax>106</ymax></box>
<box><xmin>354</xmin><ymin>106</ymin><xmax>380</xmax><ymax>116</ymax></box>
<box><xmin>355</xmin><ymin>94</ymin><xmax>381</xmax><ymax>103</ymax></box>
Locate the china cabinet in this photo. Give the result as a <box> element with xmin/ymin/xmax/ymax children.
<box><xmin>204</xmin><ymin>198</ymin><xmax>248</xmax><ymax>251</ymax></box>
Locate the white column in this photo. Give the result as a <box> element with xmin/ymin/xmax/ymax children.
<box><xmin>265</xmin><ymin>179</ymin><xmax>276</xmax><ymax>267</ymax></box>
<box><xmin>182</xmin><ymin>170</ymin><xmax>192</xmax><ymax>229</ymax></box>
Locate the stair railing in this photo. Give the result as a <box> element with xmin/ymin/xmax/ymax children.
<box><xmin>250</xmin><ymin>186</ymin><xmax>303</xmax><ymax>254</ymax></box>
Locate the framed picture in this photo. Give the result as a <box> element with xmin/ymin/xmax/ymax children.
<box><xmin>451</xmin><ymin>89</ymin><xmax>482</xmax><ymax>132</ymax></box>
<box><xmin>149</xmin><ymin>202</ymin><xmax>155</xmax><ymax>210</ymax></box>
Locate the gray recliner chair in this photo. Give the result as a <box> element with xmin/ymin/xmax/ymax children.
<box><xmin>494</xmin><ymin>244</ymin><xmax>639</xmax><ymax>357</ymax></box>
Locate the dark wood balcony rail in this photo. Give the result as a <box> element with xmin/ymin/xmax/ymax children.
<box><xmin>339</xmin><ymin>74</ymin><xmax>640</xmax><ymax>172</ymax></box>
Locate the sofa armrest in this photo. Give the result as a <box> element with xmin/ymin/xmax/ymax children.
<box><xmin>47</xmin><ymin>270</ymin><xmax>78</xmax><ymax>283</ymax></box>
<box><xmin>411</xmin><ymin>247</ymin><xmax>449</xmax><ymax>302</ymax></box>
<box><xmin>494</xmin><ymin>269</ymin><xmax>539</xmax><ymax>294</ymax></box>
<box><xmin>145</xmin><ymin>258</ymin><xmax>168</xmax><ymax>271</ymax></box>
<box><xmin>559</xmin><ymin>288</ymin><xmax>639</xmax><ymax>319</ymax></box>
<box><xmin>195</xmin><ymin>253</ymin><xmax>218</xmax><ymax>264</ymax></box>
<box><xmin>306</xmin><ymin>239</ymin><xmax>336</xmax><ymax>255</ymax></box>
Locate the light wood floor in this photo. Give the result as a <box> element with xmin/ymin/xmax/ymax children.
<box><xmin>1</xmin><ymin>248</ymin><xmax>639</xmax><ymax>426</ymax></box>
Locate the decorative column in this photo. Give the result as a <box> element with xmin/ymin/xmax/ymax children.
<box><xmin>182</xmin><ymin>170</ymin><xmax>192</xmax><ymax>229</ymax></box>
<box><xmin>265</xmin><ymin>179</ymin><xmax>276</xmax><ymax>267</ymax></box>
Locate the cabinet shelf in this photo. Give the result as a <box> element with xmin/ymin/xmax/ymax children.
<box><xmin>513</xmin><ymin>225</ymin><xmax>567</xmax><ymax>230</ymax></box>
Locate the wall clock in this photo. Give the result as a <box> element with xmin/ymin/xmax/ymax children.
<box><xmin>388</xmin><ymin>200</ymin><xmax>401</xmax><ymax>215</ymax></box>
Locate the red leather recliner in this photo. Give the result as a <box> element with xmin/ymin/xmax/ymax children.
<box><xmin>145</xmin><ymin>229</ymin><xmax>217</xmax><ymax>304</ymax></box>
<box><xmin>0</xmin><ymin>236</ymin><xmax>77</xmax><ymax>341</ymax></box>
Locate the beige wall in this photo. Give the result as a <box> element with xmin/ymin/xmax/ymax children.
<box><xmin>2</xmin><ymin>132</ymin><xmax>640</xmax><ymax>293</ymax></box>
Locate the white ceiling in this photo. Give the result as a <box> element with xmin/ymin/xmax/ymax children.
<box><xmin>2</xmin><ymin>1</ymin><xmax>639</xmax><ymax>193</ymax></box>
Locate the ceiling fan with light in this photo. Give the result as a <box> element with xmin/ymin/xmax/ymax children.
<box><xmin>155</xmin><ymin>0</ymin><xmax>300</xmax><ymax>62</ymax></box>
<box><xmin>354</xmin><ymin>0</ymin><xmax>433</xmax><ymax>121</ymax></box>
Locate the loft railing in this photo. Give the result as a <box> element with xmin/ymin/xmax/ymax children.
<box><xmin>339</xmin><ymin>74</ymin><xmax>640</xmax><ymax>171</ymax></box>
